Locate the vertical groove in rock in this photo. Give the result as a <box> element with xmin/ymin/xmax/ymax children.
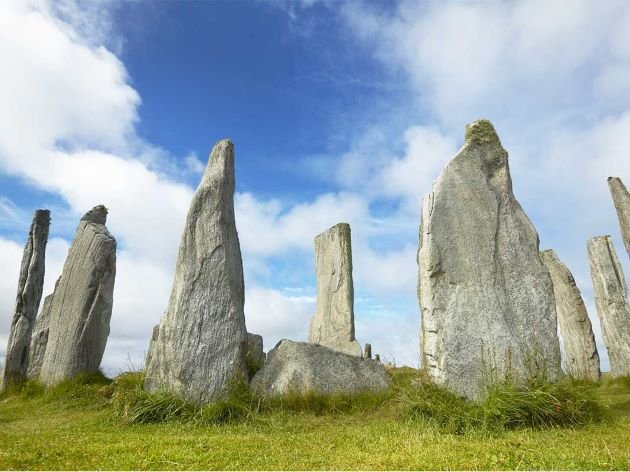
<box><xmin>588</xmin><ymin>236</ymin><xmax>630</xmax><ymax>377</ymax></box>
<box><xmin>541</xmin><ymin>249</ymin><xmax>600</xmax><ymax>381</ymax></box>
<box><xmin>1</xmin><ymin>209</ymin><xmax>50</xmax><ymax>388</ymax></box>
<box><xmin>418</xmin><ymin>119</ymin><xmax>561</xmax><ymax>399</ymax></box>
<box><xmin>144</xmin><ymin>140</ymin><xmax>248</xmax><ymax>404</ymax></box>
<box><xmin>308</xmin><ymin>223</ymin><xmax>362</xmax><ymax>357</ymax></box>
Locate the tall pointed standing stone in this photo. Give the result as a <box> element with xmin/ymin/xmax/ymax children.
<box><xmin>144</xmin><ymin>140</ymin><xmax>248</xmax><ymax>404</ymax></box>
<box><xmin>418</xmin><ymin>119</ymin><xmax>561</xmax><ymax>399</ymax></box>
<box><xmin>587</xmin><ymin>236</ymin><xmax>630</xmax><ymax>377</ymax></box>
<box><xmin>1</xmin><ymin>210</ymin><xmax>50</xmax><ymax>388</ymax></box>
<box><xmin>309</xmin><ymin>223</ymin><xmax>362</xmax><ymax>357</ymax></box>
<box><xmin>39</xmin><ymin>205</ymin><xmax>116</xmax><ymax>386</ymax></box>
<box><xmin>541</xmin><ymin>249</ymin><xmax>601</xmax><ymax>381</ymax></box>
<box><xmin>608</xmin><ymin>177</ymin><xmax>630</xmax><ymax>260</ymax></box>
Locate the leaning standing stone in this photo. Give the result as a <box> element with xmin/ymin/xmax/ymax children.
<box><xmin>38</xmin><ymin>206</ymin><xmax>116</xmax><ymax>386</ymax></box>
<box><xmin>608</xmin><ymin>177</ymin><xmax>630</xmax><ymax>260</ymax></box>
<box><xmin>309</xmin><ymin>223</ymin><xmax>362</xmax><ymax>357</ymax></box>
<box><xmin>588</xmin><ymin>236</ymin><xmax>630</xmax><ymax>377</ymax></box>
<box><xmin>25</xmin><ymin>278</ymin><xmax>58</xmax><ymax>380</ymax></box>
<box><xmin>541</xmin><ymin>249</ymin><xmax>600</xmax><ymax>381</ymax></box>
<box><xmin>144</xmin><ymin>140</ymin><xmax>248</xmax><ymax>404</ymax></box>
<box><xmin>418</xmin><ymin>119</ymin><xmax>561</xmax><ymax>399</ymax></box>
<box><xmin>1</xmin><ymin>210</ymin><xmax>50</xmax><ymax>388</ymax></box>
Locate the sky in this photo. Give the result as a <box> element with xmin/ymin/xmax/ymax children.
<box><xmin>1</xmin><ymin>0</ymin><xmax>630</xmax><ymax>375</ymax></box>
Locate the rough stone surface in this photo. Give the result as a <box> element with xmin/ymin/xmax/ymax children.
<box><xmin>1</xmin><ymin>210</ymin><xmax>50</xmax><ymax>388</ymax></box>
<box><xmin>608</xmin><ymin>177</ymin><xmax>630</xmax><ymax>260</ymax></box>
<box><xmin>418</xmin><ymin>119</ymin><xmax>561</xmax><ymax>399</ymax></box>
<box><xmin>364</xmin><ymin>343</ymin><xmax>372</xmax><ymax>359</ymax></box>
<box><xmin>375</xmin><ymin>354</ymin><xmax>380</xmax><ymax>362</ymax></box>
<box><xmin>247</xmin><ymin>333</ymin><xmax>266</xmax><ymax>369</ymax></box>
<box><xmin>39</xmin><ymin>206</ymin><xmax>116</xmax><ymax>386</ymax></box>
<box><xmin>308</xmin><ymin>223</ymin><xmax>362</xmax><ymax>357</ymax></box>
<box><xmin>541</xmin><ymin>249</ymin><xmax>601</xmax><ymax>381</ymax></box>
<box><xmin>26</xmin><ymin>279</ymin><xmax>58</xmax><ymax>380</ymax></box>
<box><xmin>251</xmin><ymin>340</ymin><xmax>390</xmax><ymax>396</ymax></box>
<box><xmin>144</xmin><ymin>140</ymin><xmax>248</xmax><ymax>404</ymax></box>
<box><xmin>144</xmin><ymin>324</ymin><xmax>160</xmax><ymax>369</ymax></box>
<box><xmin>588</xmin><ymin>236</ymin><xmax>630</xmax><ymax>377</ymax></box>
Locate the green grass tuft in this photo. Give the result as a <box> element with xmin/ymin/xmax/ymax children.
<box><xmin>399</xmin><ymin>373</ymin><xmax>606</xmax><ymax>433</ymax></box>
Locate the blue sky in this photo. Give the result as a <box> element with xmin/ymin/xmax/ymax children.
<box><xmin>1</xmin><ymin>0</ymin><xmax>630</xmax><ymax>374</ymax></box>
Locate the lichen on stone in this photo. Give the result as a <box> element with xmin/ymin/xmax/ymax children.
<box><xmin>464</xmin><ymin>119</ymin><xmax>502</xmax><ymax>147</ymax></box>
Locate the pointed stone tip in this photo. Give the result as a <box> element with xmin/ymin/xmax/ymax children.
<box><xmin>464</xmin><ymin>119</ymin><xmax>502</xmax><ymax>147</ymax></box>
<box><xmin>81</xmin><ymin>205</ymin><xmax>108</xmax><ymax>225</ymax></box>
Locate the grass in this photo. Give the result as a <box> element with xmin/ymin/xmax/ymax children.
<box><xmin>0</xmin><ymin>368</ymin><xmax>629</xmax><ymax>470</ymax></box>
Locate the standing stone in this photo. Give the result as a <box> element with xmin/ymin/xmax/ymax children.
<box><xmin>246</xmin><ymin>333</ymin><xmax>266</xmax><ymax>372</ymax></box>
<box><xmin>541</xmin><ymin>250</ymin><xmax>601</xmax><ymax>381</ymax></box>
<box><xmin>418</xmin><ymin>119</ymin><xmax>561</xmax><ymax>399</ymax></box>
<box><xmin>144</xmin><ymin>140</ymin><xmax>248</xmax><ymax>404</ymax></box>
<box><xmin>308</xmin><ymin>223</ymin><xmax>362</xmax><ymax>357</ymax></box>
<box><xmin>25</xmin><ymin>278</ymin><xmax>59</xmax><ymax>379</ymax></box>
<box><xmin>608</xmin><ymin>177</ymin><xmax>630</xmax><ymax>260</ymax></box>
<box><xmin>588</xmin><ymin>236</ymin><xmax>630</xmax><ymax>377</ymax></box>
<box><xmin>1</xmin><ymin>210</ymin><xmax>50</xmax><ymax>388</ymax></box>
<box><xmin>364</xmin><ymin>343</ymin><xmax>372</xmax><ymax>360</ymax></box>
<box><xmin>39</xmin><ymin>205</ymin><xmax>116</xmax><ymax>386</ymax></box>
<box><xmin>374</xmin><ymin>354</ymin><xmax>380</xmax><ymax>362</ymax></box>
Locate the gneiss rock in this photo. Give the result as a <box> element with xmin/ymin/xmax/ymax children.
<box><xmin>39</xmin><ymin>205</ymin><xmax>116</xmax><ymax>386</ymax></box>
<box><xmin>246</xmin><ymin>333</ymin><xmax>265</xmax><ymax>372</ymax></box>
<box><xmin>588</xmin><ymin>236</ymin><xmax>630</xmax><ymax>377</ymax></box>
<box><xmin>364</xmin><ymin>343</ymin><xmax>372</xmax><ymax>359</ymax></box>
<box><xmin>608</xmin><ymin>177</ymin><xmax>630</xmax><ymax>260</ymax></box>
<box><xmin>144</xmin><ymin>140</ymin><xmax>248</xmax><ymax>404</ymax></box>
<box><xmin>418</xmin><ymin>119</ymin><xmax>561</xmax><ymax>399</ymax></box>
<box><xmin>251</xmin><ymin>340</ymin><xmax>390</xmax><ymax>396</ymax></box>
<box><xmin>1</xmin><ymin>210</ymin><xmax>50</xmax><ymax>388</ymax></box>
<box><xmin>308</xmin><ymin>223</ymin><xmax>362</xmax><ymax>357</ymax></box>
<box><xmin>144</xmin><ymin>324</ymin><xmax>160</xmax><ymax>369</ymax></box>
<box><xmin>541</xmin><ymin>250</ymin><xmax>601</xmax><ymax>381</ymax></box>
<box><xmin>26</xmin><ymin>278</ymin><xmax>59</xmax><ymax>379</ymax></box>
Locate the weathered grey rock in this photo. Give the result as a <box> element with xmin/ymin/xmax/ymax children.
<box><xmin>608</xmin><ymin>177</ymin><xmax>630</xmax><ymax>260</ymax></box>
<box><xmin>38</xmin><ymin>205</ymin><xmax>116</xmax><ymax>386</ymax></box>
<box><xmin>1</xmin><ymin>210</ymin><xmax>50</xmax><ymax>388</ymax></box>
<box><xmin>144</xmin><ymin>140</ymin><xmax>248</xmax><ymax>404</ymax></box>
<box><xmin>144</xmin><ymin>324</ymin><xmax>160</xmax><ymax>370</ymax></box>
<box><xmin>25</xmin><ymin>278</ymin><xmax>58</xmax><ymax>380</ymax></box>
<box><xmin>364</xmin><ymin>343</ymin><xmax>372</xmax><ymax>359</ymax></box>
<box><xmin>308</xmin><ymin>223</ymin><xmax>362</xmax><ymax>357</ymax></box>
<box><xmin>251</xmin><ymin>340</ymin><xmax>390</xmax><ymax>396</ymax></box>
<box><xmin>246</xmin><ymin>333</ymin><xmax>265</xmax><ymax>371</ymax></box>
<box><xmin>374</xmin><ymin>354</ymin><xmax>380</xmax><ymax>362</ymax></box>
<box><xmin>418</xmin><ymin>119</ymin><xmax>561</xmax><ymax>399</ymax></box>
<box><xmin>588</xmin><ymin>236</ymin><xmax>630</xmax><ymax>377</ymax></box>
<box><xmin>541</xmin><ymin>249</ymin><xmax>601</xmax><ymax>381</ymax></box>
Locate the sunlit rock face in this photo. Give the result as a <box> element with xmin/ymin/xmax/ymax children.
<box><xmin>39</xmin><ymin>205</ymin><xmax>116</xmax><ymax>386</ymax></box>
<box><xmin>1</xmin><ymin>209</ymin><xmax>50</xmax><ymax>389</ymax></box>
<box><xmin>588</xmin><ymin>236</ymin><xmax>630</xmax><ymax>378</ymax></box>
<box><xmin>418</xmin><ymin>119</ymin><xmax>561</xmax><ymax>400</ymax></box>
<box><xmin>144</xmin><ymin>140</ymin><xmax>248</xmax><ymax>404</ymax></box>
<box><xmin>541</xmin><ymin>249</ymin><xmax>600</xmax><ymax>381</ymax></box>
<box><xmin>309</xmin><ymin>223</ymin><xmax>362</xmax><ymax>357</ymax></box>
